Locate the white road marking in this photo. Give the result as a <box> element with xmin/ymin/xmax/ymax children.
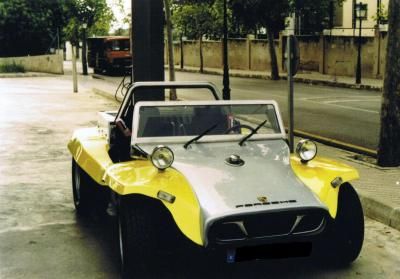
<box><xmin>324</xmin><ymin>99</ymin><xmax>380</xmax><ymax>104</ymax></box>
<box><xmin>300</xmin><ymin>97</ymin><xmax>380</xmax><ymax>114</ymax></box>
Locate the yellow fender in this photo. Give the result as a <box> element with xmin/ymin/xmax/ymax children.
<box><xmin>290</xmin><ymin>155</ymin><xmax>359</xmax><ymax>218</ymax></box>
<box><xmin>68</xmin><ymin>128</ymin><xmax>203</xmax><ymax>246</ymax></box>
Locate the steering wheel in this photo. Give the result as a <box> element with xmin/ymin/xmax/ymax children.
<box><xmin>224</xmin><ymin>124</ymin><xmax>255</xmax><ymax>134</ymax></box>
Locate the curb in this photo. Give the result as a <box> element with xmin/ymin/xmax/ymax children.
<box><xmin>359</xmin><ymin>191</ymin><xmax>400</xmax><ymax>230</ymax></box>
<box><xmin>0</xmin><ymin>72</ymin><xmax>59</xmax><ymax>78</ymax></box>
<box><xmin>293</xmin><ymin>129</ymin><xmax>377</xmax><ymax>158</ymax></box>
<box><xmin>92</xmin><ymin>87</ymin><xmax>119</xmax><ymax>102</ymax></box>
<box><xmin>171</xmin><ymin>67</ymin><xmax>383</xmax><ymax>92</ymax></box>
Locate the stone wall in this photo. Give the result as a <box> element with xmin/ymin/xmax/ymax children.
<box><xmin>0</xmin><ymin>53</ymin><xmax>64</xmax><ymax>74</ymax></box>
<box><xmin>168</xmin><ymin>32</ymin><xmax>387</xmax><ymax>79</ymax></box>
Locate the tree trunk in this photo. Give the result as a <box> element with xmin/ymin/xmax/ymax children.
<box><xmin>266</xmin><ymin>27</ymin><xmax>279</xmax><ymax>80</ymax></box>
<box><xmin>377</xmin><ymin>0</ymin><xmax>400</xmax><ymax>167</ymax></box>
<box><xmin>71</xmin><ymin>45</ymin><xmax>78</xmax><ymax>93</ymax></box>
<box><xmin>180</xmin><ymin>34</ymin><xmax>184</xmax><ymax>69</ymax></box>
<box><xmin>163</xmin><ymin>0</ymin><xmax>177</xmax><ymax>100</ymax></box>
<box><xmin>199</xmin><ymin>35</ymin><xmax>203</xmax><ymax>73</ymax></box>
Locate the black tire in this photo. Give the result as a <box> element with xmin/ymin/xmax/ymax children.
<box><xmin>118</xmin><ymin>198</ymin><xmax>158</xmax><ymax>278</ymax></box>
<box><xmin>326</xmin><ymin>183</ymin><xmax>364</xmax><ymax>265</ymax></box>
<box><xmin>72</xmin><ymin>159</ymin><xmax>108</xmax><ymax>218</ymax></box>
<box><xmin>72</xmin><ymin>159</ymin><xmax>92</xmax><ymax>215</ymax></box>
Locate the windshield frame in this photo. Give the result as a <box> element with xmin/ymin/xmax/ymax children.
<box><xmin>131</xmin><ymin>100</ymin><xmax>286</xmax><ymax>145</ymax></box>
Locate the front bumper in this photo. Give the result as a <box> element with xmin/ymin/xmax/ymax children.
<box><xmin>206</xmin><ymin>207</ymin><xmax>329</xmax><ymax>248</ymax></box>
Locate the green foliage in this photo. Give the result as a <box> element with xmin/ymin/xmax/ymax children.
<box><xmin>172</xmin><ymin>0</ymin><xmax>222</xmax><ymax>39</ymax></box>
<box><xmin>293</xmin><ymin>0</ymin><xmax>344</xmax><ymax>34</ymax></box>
<box><xmin>0</xmin><ymin>62</ymin><xmax>25</xmax><ymax>73</ymax></box>
<box><xmin>229</xmin><ymin>0</ymin><xmax>344</xmax><ymax>36</ymax></box>
<box><xmin>372</xmin><ymin>3</ymin><xmax>389</xmax><ymax>24</ymax></box>
<box><xmin>0</xmin><ymin>0</ymin><xmax>66</xmax><ymax>57</ymax></box>
<box><xmin>230</xmin><ymin>0</ymin><xmax>290</xmax><ymax>35</ymax></box>
<box><xmin>63</xmin><ymin>0</ymin><xmax>115</xmax><ymax>45</ymax></box>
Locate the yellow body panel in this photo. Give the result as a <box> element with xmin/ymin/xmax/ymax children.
<box><xmin>68</xmin><ymin>128</ymin><xmax>112</xmax><ymax>185</ymax></box>
<box><xmin>68</xmin><ymin>128</ymin><xmax>203</xmax><ymax>246</ymax></box>
<box><xmin>290</xmin><ymin>155</ymin><xmax>359</xmax><ymax>218</ymax></box>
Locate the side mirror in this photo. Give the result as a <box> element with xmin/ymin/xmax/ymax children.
<box><xmin>115</xmin><ymin>118</ymin><xmax>132</xmax><ymax>137</ymax></box>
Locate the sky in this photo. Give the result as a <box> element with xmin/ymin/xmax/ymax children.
<box><xmin>107</xmin><ymin>0</ymin><xmax>131</xmax><ymax>31</ymax></box>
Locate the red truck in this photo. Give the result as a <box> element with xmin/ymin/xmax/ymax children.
<box><xmin>87</xmin><ymin>36</ymin><xmax>132</xmax><ymax>74</ymax></box>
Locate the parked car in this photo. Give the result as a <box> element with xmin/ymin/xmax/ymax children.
<box><xmin>68</xmin><ymin>82</ymin><xmax>364</xmax><ymax>277</ymax></box>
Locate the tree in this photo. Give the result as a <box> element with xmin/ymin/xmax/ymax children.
<box><xmin>0</xmin><ymin>0</ymin><xmax>66</xmax><ymax>57</ymax></box>
<box><xmin>377</xmin><ymin>0</ymin><xmax>400</xmax><ymax>167</ymax></box>
<box><xmin>172</xmin><ymin>1</ymin><xmax>219</xmax><ymax>73</ymax></box>
<box><xmin>294</xmin><ymin>0</ymin><xmax>344</xmax><ymax>34</ymax></box>
<box><xmin>231</xmin><ymin>0</ymin><xmax>290</xmax><ymax>80</ymax></box>
<box><xmin>230</xmin><ymin>0</ymin><xmax>343</xmax><ymax>79</ymax></box>
<box><xmin>63</xmin><ymin>0</ymin><xmax>114</xmax><ymax>74</ymax></box>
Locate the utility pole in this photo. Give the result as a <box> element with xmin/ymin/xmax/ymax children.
<box><xmin>82</xmin><ymin>23</ymin><xmax>88</xmax><ymax>76</ymax></box>
<box><xmin>287</xmin><ymin>36</ymin><xmax>294</xmax><ymax>153</ymax></box>
<box><xmin>164</xmin><ymin>0</ymin><xmax>177</xmax><ymax>100</ymax></box>
<box><xmin>132</xmin><ymin>0</ymin><xmax>165</xmax><ymax>102</ymax></box>
<box><xmin>222</xmin><ymin>0</ymin><xmax>230</xmax><ymax>100</ymax></box>
<box><xmin>72</xmin><ymin>45</ymin><xmax>78</xmax><ymax>93</ymax></box>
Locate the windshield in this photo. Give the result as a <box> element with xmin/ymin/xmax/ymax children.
<box><xmin>108</xmin><ymin>39</ymin><xmax>130</xmax><ymax>51</ymax></box>
<box><xmin>136</xmin><ymin>103</ymin><xmax>282</xmax><ymax>139</ymax></box>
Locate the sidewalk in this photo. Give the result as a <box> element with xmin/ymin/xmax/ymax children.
<box><xmin>91</xmin><ymin>77</ymin><xmax>399</xmax><ymax>231</ymax></box>
<box><xmin>173</xmin><ymin>66</ymin><xmax>384</xmax><ymax>92</ymax></box>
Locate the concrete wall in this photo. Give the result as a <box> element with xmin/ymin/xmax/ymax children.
<box><xmin>250</xmin><ymin>40</ymin><xmax>270</xmax><ymax>71</ymax></box>
<box><xmin>297</xmin><ymin>36</ymin><xmax>321</xmax><ymax>72</ymax></box>
<box><xmin>167</xmin><ymin>32</ymin><xmax>387</xmax><ymax>79</ymax></box>
<box><xmin>204</xmin><ymin>41</ymin><xmax>222</xmax><ymax>68</ymax></box>
<box><xmin>0</xmin><ymin>52</ymin><xmax>64</xmax><ymax>74</ymax></box>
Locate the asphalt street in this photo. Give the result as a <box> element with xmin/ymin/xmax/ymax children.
<box><xmin>101</xmin><ymin>71</ymin><xmax>381</xmax><ymax>151</ymax></box>
<box><xmin>0</xmin><ymin>75</ymin><xmax>399</xmax><ymax>278</ymax></box>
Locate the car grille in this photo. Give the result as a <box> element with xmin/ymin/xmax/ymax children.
<box><xmin>207</xmin><ymin>208</ymin><xmax>326</xmax><ymax>244</ymax></box>
<box><xmin>113</xmin><ymin>58</ymin><xmax>131</xmax><ymax>67</ymax></box>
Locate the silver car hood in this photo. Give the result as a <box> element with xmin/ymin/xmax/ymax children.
<box><xmin>139</xmin><ymin>140</ymin><xmax>327</xmax><ymax>225</ymax></box>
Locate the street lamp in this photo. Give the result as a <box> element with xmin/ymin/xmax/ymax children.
<box><xmin>222</xmin><ymin>0</ymin><xmax>230</xmax><ymax>100</ymax></box>
<box><xmin>355</xmin><ymin>2</ymin><xmax>367</xmax><ymax>84</ymax></box>
<box><xmin>82</xmin><ymin>23</ymin><xmax>88</xmax><ymax>76</ymax></box>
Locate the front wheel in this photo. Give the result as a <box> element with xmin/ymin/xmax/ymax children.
<box><xmin>118</xmin><ymin>198</ymin><xmax>157</xmax><ymax>278</ymax></box>
<box><xmin>326</xmin><ymin>183</ymin><xmax>364</xmax><ymax>264</ymax></box>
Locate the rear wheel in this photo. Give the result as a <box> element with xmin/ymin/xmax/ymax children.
<box><xmin>326</xmin><ymin>183</ymin><xmax>364</xmax><ymax>264</ymax></box>
<box><xmin>72</xmin><ymin>159</ymin><xmax>108</xmax><ymax>218</ymax></box>
<box><xmin>72</xmin><ymin>159</ymin><xmax>91</xmax><ymax>215</ymax></box>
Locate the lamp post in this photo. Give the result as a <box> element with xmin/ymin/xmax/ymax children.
<box><xmin>355</xmin><ymin>2</ymin><xmax>367</xmax><ymax>84</ymax></box>
<box><xmin>82</xmin><ymin>23</ymin><xmax>88</xmax><ymax>75</ymax></box>
<box><xmin>222</xmin><ymin>0</ymin><xmax>230</xmax><ymax>100</ymax></box>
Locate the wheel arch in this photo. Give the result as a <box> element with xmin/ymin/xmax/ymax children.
<box><xmin>290</xmin><ymin>155</ymin><xmax>359</xmax><ymax>218</ymax></box>
<box><xmin>106</xmin><ymin>161</ymin><xmax>204</xmax><ymax>246</ymax></box>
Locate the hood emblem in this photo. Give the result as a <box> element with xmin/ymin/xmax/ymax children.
<box><xmin>225</xmin><ymin>154</ymin><xmax>245</xmax><ymax>167</ymax></box>
<box><xmin>257</xmin><ymin>196</ymin><xmax>268</xmax><ymax>203</ymax></box>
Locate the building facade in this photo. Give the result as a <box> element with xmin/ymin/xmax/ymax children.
<box><xmin>328</xmin><ymin>0</ymin><xmax>389</xmax><ymax>36</ymax></box>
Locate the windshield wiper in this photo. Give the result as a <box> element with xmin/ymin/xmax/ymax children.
<box><xmin>184</xmin><ymin>123</ymin><xmax>218</xmax><ymax>149</ymax></box>
<box><xmin>239</xmin><ymin>120</ymin><xmax>267</xmax><ymax>146</ymax></box>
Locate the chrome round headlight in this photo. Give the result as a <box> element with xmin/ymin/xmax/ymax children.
<box><xmin>295</xmin><ymin>139</ymin><xmax>317</xmax><ymax>162</ymax></box>
<box><xmin>150</xmin><ymin>146</ymin><xmax>174</xmax><ymax>170</ymax></box>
